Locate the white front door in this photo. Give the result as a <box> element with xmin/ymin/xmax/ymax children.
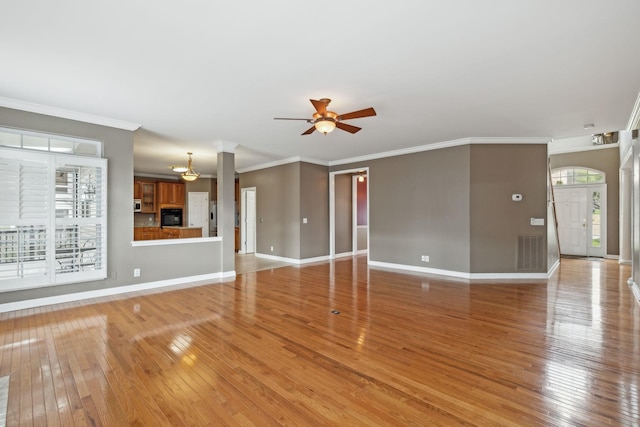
<box><xmin>188</xmin><ymin>192</ymin><xmax>209</xmax><ymax>238</ymax></box>
<box><xmin>554</xmin><ymin>185</ymin><xmax>606</xmax><ymax>257</ymax></box>
<box><xmin>241</xmin><ymin>188</ymin><xmax>256</xmax><ymax>253</ymax></box>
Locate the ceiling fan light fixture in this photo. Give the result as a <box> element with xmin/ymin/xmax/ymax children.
<box><xmin>180</xmin><ymin>152</ymin><xmax>200</xmax><ymax>182</ymax></box>
<box><xmin>315</xmin><ymin>119</ymin><xmax>336</xmax><ymax>135</ymax></box>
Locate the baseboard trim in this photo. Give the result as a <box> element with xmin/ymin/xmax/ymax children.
<box><xmin>0</xmin><ymin>271</ymin><xmax>234</xmax><ymax>314</ymax></box>
<box><xmin>629</xmin><ymin>279</ymin><xmax>640</xmax><ymax>304</ymax></box>
<box><xmin>605</xmin><ymin>254</ymin><xmax>620</xmax><ymax>260</ymax></box>
<box><xmin>368</xmin><ymin>260</ymin><xmax>553</xmax><ymax>281</ymax></box>
<box><xmin>254</xmin><ymin>253</ymin><xmax>331</xmax><ymax>265</ymax></box>
<box><xmin>619</xmin><ymin>259</ymin><xmax>632</xmax><ymax>265</ymax></box>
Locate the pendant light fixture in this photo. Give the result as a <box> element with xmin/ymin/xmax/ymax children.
<box><xmin>180</xmin><ymin>152</ymin><xmax>200</xmax><ymax>182</ymax></box>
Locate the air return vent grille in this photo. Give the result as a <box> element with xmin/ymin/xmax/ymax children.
<box><xmin>517</xmin><ymin>235</ymin><xmax>544</xmax><ymax>271</ymax></box>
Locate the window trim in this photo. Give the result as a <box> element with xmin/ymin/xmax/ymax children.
<box><xmin>0</xmin><ymin>143</ymin><xmax>107</xmax><ymax>292</ymax></box>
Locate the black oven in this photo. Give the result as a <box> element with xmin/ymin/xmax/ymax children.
<box><xmin>160</xmin><ymin>208</ymin><xmax>183</xmax><ymax>227</ymax></box>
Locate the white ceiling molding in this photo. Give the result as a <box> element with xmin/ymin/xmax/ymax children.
<box><xmin>329</xmin><ymin>137</ymin><xmax>550</xmax><ymax>167</ymax></box>
<box><xmin>237</xmin><ymin>137</ymin><xmax>550</xmax><ymax>173</ymax></box>
<box><xmin>627</xmin><ymin>90</ymin><xmax>640</xmax><ymax>131</ymax></box>
<box><xmin>548</xmin><ymin>142</ymin><xmax>620</xmax><ymax>156</ymax></box>
<box><xmin>236</xmin><ymin>156</ymin><xmax>327</xmax><ymax>174</ymax></box>
<box><xmin>0</xmin><ymin>97</ymin><xmax>141</xmax><ymax>131</ymax></box>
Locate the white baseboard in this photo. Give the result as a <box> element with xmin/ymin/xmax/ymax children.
<box><xmin>619</xmin><ymin>259</ymin><xmax>632</xmax><ymax>265</ymax></box>
<box><xmin>334</xmin><ymin>252</ymin><xmax>354</xmax><ymax>259</ymax></box>
<box><xmin>0</xmin><ymin>271</ymin><xmax>235</xmax><ymax>314</ymax></box>
<box><xmin>368</xmin><ymin>260</ymin><xmax>554</xmax><ymax>281</ymax></box>
<box><xmin>254</xmin><ymin>253</ymin><xmax>331</xmax><ymax>265</ymax></box>
<box><xmin>605</xmin><ymin>254</ymin><xmax>620</xmax><ymax>260</ymax></box>
<box><xmin>629</xmin><ymin>280</ymin><xmax>640</xmax><ymax>304</ymax></box>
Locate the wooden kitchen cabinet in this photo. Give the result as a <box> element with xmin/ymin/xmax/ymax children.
<box><xmin>158</xmin><ymin>182</ymin><xmax>185</xmax><ymax>205</ymax></box>
<box><xmin>161</xmin><ymin>227</ymin><xmax>202</xmax><ymax>239</ymax></box>
<box><xmin>134</xmin><ymin>227</ymin><xmax>160</xmax><ymax>241</ymax></box>
<box><xmin>133</xmin><ymin>180</ymin><xmax>157</xmax><ymax>213</ymax></box>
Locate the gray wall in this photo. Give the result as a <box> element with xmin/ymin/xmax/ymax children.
<box><xmin>240</xmin><ymin>161</ymin><xmax>329</xmax><ymax>260</ymax></box>
<box><xmin>549</xmin><ymin>147</ymin><xmax>620</xmax><ymax>255</ymax></box>
<box><xmin>300</xmin><ymin>162</ymin><xmax>329</xmax><ymax>259</ymax></box>
<box><xmin>334</xmin><ymin>174</ymin><xmax>353</xmax><ymax>254</ymax></box>
<box><xmin>0</xmin><ymin>107</ymin><xmax>223</xmax><ymax>304</ymax></box>
<box><xmin>240</xmin><ymin>162</ymin><xmax>301</xmax><ymax>259</ymax></box>
<box><xmin>470</xmin><ymin>144</ymin><xmax>548</xmax><ymax>273</ymax></box>
<box><xmin>332</xmin><ymin>143</ymin><xmax>549</xmax><ymax>274</ymax></box>
<box><xmin>333</xmin><ymin>144</ymin><xmax>472</xmax><ymax>272</ymax></box>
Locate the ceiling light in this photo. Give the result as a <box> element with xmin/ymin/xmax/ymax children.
<box><xmin>315</xmin><ymin>119</ymin><xmax>336</xmax><ymax>135</ymax></box>
<box><xmin>171</xmin><ymin>165</ymin><xmax>188</xmax><ymax>173</ymax></box>
<box><xmin>583</xmin><ymin>123</ymin><xmax>595</xmax><ymax>130</ymax></box>
<box><xmin>180</xmin><ymin>152</ymin><xmax>200</xmax><ymax>182</ymax></box>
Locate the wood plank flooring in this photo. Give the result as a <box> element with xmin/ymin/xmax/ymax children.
<box><xmin>0</xmin><ymin>256</ymin><xmax>638</xmax><ymax>426</ymax></box>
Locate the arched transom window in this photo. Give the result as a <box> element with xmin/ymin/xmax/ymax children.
<box><xmin>551</xmin><ymin>167</ymin><xmax>605</xmax><ymax>185</ymax></box>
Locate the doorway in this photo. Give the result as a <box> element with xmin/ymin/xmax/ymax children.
<box><xmin>187</xmin><ymin>192</ymin><xmax>209</xmax><ymax>237</ymax></box>
<box><xmin>240</xmin><ymin>187</ymin><xmax>256</xmax><ymax>254</ymax></box>
<box><xmin>329</xmin><ymin>168</ymin><xmax>369</xmax><ymax>259</ymax></box>
<box><xmin>554</xmin><ymin>185</ymin><xmax>606</xmax><ymax>257</ymax></box>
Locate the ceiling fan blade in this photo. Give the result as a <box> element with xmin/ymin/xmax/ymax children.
<box><xmin>336</xmin><ymin>122</ymin><xmax>361</xmax><ymax>134</ymax></box>
<box><xmin>302</xmin><ymin>126</ymin><xmax>316</xmax><ymax>135</ymax></box>
<box><xmin>337</xmin><ymin>107</ymin><xmax>377</xmax><ymax>121</ymax></box>
<box><xmin>274</xmin><ymin>117</ymin><xmax>310</xmax><ymax>121</ymax></box>
<box><xmin>310</xmin><ymin>99</ymin><xmax>328</xmax><ymax>115</ymax></box>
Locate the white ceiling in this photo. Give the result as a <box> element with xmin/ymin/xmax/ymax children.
<box><xmin>2</xmin><ymin>1</ymin><xmax>640</xmax><ymax>176</ymax></box>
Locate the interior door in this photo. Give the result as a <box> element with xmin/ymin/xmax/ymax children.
<box><xmin>241</xmin><ymin>188</ymin><xmax>256</xmax><ymax>253</ymax></box>
<box><xmin>187</xmin><ymin>192</ymin><xmax>209</xmax><ymax>238</ymax></box>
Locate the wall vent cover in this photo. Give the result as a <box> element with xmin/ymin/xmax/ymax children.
<box><xmin>517</xmin><ymin>235</ymin><xmax>544</xmax><ymax>271</ymax></box>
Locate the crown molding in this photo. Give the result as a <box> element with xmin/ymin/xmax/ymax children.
<box><xmin>548</xmin><ymin>142</ymin><xmax>619</xmax><ymax>156</ymax></box>
<box><xmin>236</xmin><ymin>156</ymin><xmax>327</xmax><ymax>174</ymax></box>
<box><xmin>329</xmin><ymin>136</ymin><xmax>550</xmax><ymax>167</ymax></box>
<box><xmin>0</xmin><ymin>97</ymin><xmax>141</xmax><ymax>131</ymax></box>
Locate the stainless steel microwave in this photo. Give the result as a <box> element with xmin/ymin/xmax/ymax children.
<box><xmin>134</xmin><ymin>199</ymin><xmax>142</xmax><ymax>212</ymax></box>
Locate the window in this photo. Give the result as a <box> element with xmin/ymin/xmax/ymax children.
<box><xmin>551</xmin><ymin>167</ymin><xmax>605</xmax><ymax>186</ymax></box>
<box><xmin>0</xmin><ymin>132</ymin><xmax>106</xmax><ymax>292</ymax></box>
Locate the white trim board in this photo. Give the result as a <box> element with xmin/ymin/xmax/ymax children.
<box><xmin>0</xmin><ymin>271</ymin><xmax>235</xmax><ymax>314</ymax></box>
<box><xmin>255</xmin><ymin>253</ymin><xmax>330</xmax><ymax>265</ymax></box>
<box><xmin>368</xmin><ymin>260</ymin><xmax>558</xmax><ymax>281</ymax></box>
<box><xmin>0</xmin><ymin>96</ymin><xmax>141</xmax><ymax>131</ymax></box>
<box><xmin>237</xmin><ymin>137</ymin><xmax>550</xmax><ymax>174</ymax></box>
<box><xmin>548</xmin><ymin>142</ymin><xmax>619</xmax><ymax>156</ymax></box>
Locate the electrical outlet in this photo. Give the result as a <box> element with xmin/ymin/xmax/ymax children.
<box><xmin>421</xmin><ymin>255</ymin><xmax>429</xmax><ymax>262</ymax></box>
<box><xmin>134</xmin><ymin>268</ymin><xmax>140</xmax><ymax>277</ymax></box>
<box><xmin>270</xmin><ymin>246</ymin><xmax>274</xmax><ymax>252</ymax></box>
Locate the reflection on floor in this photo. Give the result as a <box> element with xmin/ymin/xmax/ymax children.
<box><xmin>235</xmin><ymin>253</ymin><xmax>294</xmax><ymax>274</ymax></box>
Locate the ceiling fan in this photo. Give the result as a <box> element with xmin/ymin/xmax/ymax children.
<box><xmin>274</xmin><ymin>98</ymin><xmax>376</xmax><ymax>135</ymax></box>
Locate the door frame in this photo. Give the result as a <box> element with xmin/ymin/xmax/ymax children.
<box><xmin>329</xmin><ymin>167</ymin><xmax>369</xmax><ymax>259</ymax></box>
<box><xmin>240</xmin><ymin>187</ymin><xmax>256</xmax><ymax>254</ymax></box>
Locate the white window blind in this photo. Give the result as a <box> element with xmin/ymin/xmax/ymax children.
<box><xmin>0</xmin><ymin>148</ymin><xmax>107</xmax><ymax>292</ymax></box>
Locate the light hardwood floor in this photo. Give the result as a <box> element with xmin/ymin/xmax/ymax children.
<box><xmin>0</xmin><ymin>257</ymin><xmax>638</xmax><ymax>426</ymax></box>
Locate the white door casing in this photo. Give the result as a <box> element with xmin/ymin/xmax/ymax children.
<box><xmin>241</xmin><ymin>187</ymin><xmax>256</xmax><ymax>254</ymax></box>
